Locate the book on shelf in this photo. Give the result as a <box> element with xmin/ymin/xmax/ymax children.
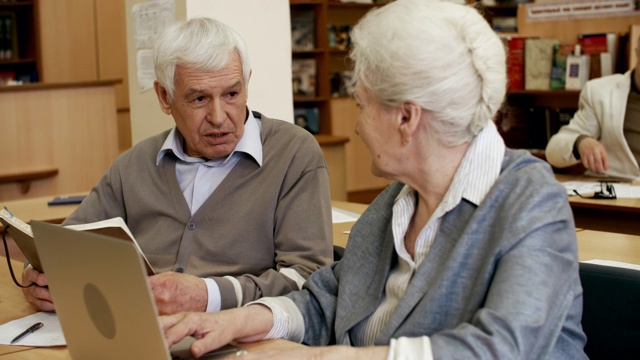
<box><xmin>0</xmin><ymin>71</ymin><xmax>15</xmax><ymax>86</ymax></box>
<box><xmin>290</xmin><ymin>8</ymin><xmax>315</xmax><ymax>51</ymax></box>
<box><xmin>550</xmin><ymin>43</ymin><xmax>575</xmax><ymax>90</ymax></box>
<box><xmin>327</xmin><ymin>25</ymin><xmax>351</xmax><ymax>51</ymax></box>
<box><xmin>577</xmin><ymin>32</ymin><xmax>617</xmax><ymax>79</ymax></box>
<box><xmin>501</xmin><ymin>35</ymin><xmax>537</xmax><ymax>91</ymax></box>
<box><xmin>292</xmin><ymin>58</ymin><xmax>316</xmax><ymax>97</ymax></box>
<box><xmin>329</xmin><ymin>70</ymin><xmax>354</xmax><ymax>97</ymax></box>
<box><xmin>630</xmin><ymin>25</ymin><xmax>640</xmax><ymax>70</ymax></box>
<box><xmin>0</xmin><ymin>13</ymin><xmax>16</xmax><ymax>61</ymax></box>
<box><xmin>524</xmin><ymin>38</ymin><xmax>559</xmax><ymax>90</ymax></box>
<box><xmin>294</xmin><ymin>107</ymin><xmax>320</xmax><ymax>134</ymax></box>
<box><xmin>0</xmin><ymin>207</ymin><xmax>155</xmax><ymax>275</ymax></box>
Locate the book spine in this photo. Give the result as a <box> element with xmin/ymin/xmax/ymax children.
<box><xmin>506</xmin><ymin>37</ymin><xmax>527</xmax><ymax>91</ymax></box>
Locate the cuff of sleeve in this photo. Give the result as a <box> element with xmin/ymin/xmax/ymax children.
<box><xmin>572</xmin><ymin>135</ymin><xmax>590</xmax><ymax>160</ymax></box>
<box><xmin>387</xmin><ymin>336</ymin><xmax>433</xmax><ymax>360</ymax></box>
<box><xmin>210</xmin><ymin>276</ymin><xmax>239</xmax><ymax>310</ymax></box>
<box><xmin>248</xmin><ymin>296</ymin><xmax>305</xmax><ymax>343</ymax></box>
<box><xmin>202</xmin><ymin>278</ymin><xmax>221</xmax><ymax>312</ymax></box>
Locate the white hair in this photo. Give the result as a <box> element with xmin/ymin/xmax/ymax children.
<box><xmin>349</xmin><ymin>0</ymin><xmax>506</xmax><ymax>145</ymax></box>
<box><xmin>153</xmin><ymin>17</ymin><xmax>251</xmax><ymax>102</ymax></box>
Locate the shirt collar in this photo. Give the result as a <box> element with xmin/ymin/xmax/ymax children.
<box><xmin>156</xmin><ymin>108</ymin><xmax>263</xmax><ymax>167</ymax></box>
<box><xmin>395</xmin><ymin>121</ymin><xmax>505</xmax><ymax>209</ymax></box>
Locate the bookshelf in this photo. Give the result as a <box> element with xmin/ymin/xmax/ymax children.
<box><xmin>289</xmin><ymin>1</ymin><xmax>393</xmax><ymax>203</ymax></box>
<box><xmin>289</xmin><ymin>0</ymin><xmax>391</xmax><ymax>135</ymax></box>
<box><xmin>0</xmin><ymin>0</ymin><xmax>39</xmax><ymax>85</ymax></box>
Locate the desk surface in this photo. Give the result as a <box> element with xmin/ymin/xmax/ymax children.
<box><xmin>554</xmin><ymin>174</ymin><xmax>640</xmax><ymax>212</ymax></box>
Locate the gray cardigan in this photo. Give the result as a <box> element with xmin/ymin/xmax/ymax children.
<box><xmin>288</xmin><ymin>149</ymin><xmax>588</xmax><ymax>359</ymax></box>
<box><xmin>64</xmin><ymin>114</ymin><xmax>333</xmax><ymax>309</ymax></box>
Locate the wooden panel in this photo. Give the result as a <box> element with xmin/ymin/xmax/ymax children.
<box><xmin>316</xmin><ymin>135</ymin><xmax>348</xmax><ymax>201</ymax></box>
<box><xmin>38</xmin><ymin>0</ymin><xmax>98</xmax><ymax>82</ymax></box>
<box><xmin>330</xmin><ymin>97</ymin><xmax>392</xmax><ymax>192</ymax></box>
<box><xmin>0</xmin><ymin>84</ymin><xmax>119</xmax><ymax>201</ymax></box>
<box><xmin>95</xmin><ymin>0</ymin><xmax>130</xmax><ymax>111</ymax></box>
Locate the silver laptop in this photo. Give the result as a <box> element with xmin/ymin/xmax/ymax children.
<box><xmin>31</xmin><ymin>221</ymin><xmax>239</xmax><ymax>360</ymax></box>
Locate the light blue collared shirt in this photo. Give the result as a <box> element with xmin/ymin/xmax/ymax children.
<box><xmin>155</xmin><ymin>109</ymin><xmax>263</xmax><ymax>312</ymax></box>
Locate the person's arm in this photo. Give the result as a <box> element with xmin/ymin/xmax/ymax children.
<box><xmin>428</xmin><ymin>175</ymin><xmax>585</xmax><ymax>358</ymax></box>
<box><xmin>211</xmin><ymin>137</ymin><xmax>334</xmax><ymax>310</ymax></box>
<box><xmin>545</xmin><ymin>81</ymin><xmax>602</xmax><ymax>168</ymax></box>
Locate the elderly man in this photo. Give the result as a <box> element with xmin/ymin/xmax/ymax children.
<box><xmin>22</xmin><ymin>17</ymin><xmax>333</xmax><ymax>315</ymax></box>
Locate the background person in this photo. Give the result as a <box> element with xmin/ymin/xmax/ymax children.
<box><xmin>160</xmin><ymin>1</ymin><xmax>587</xmax><ymax>358</ymax></box>
<box><xmin>22</xmin><ymin>17</ymin><xmax>333</xmax><ymax>315</ymax></box>
<box><xmin>545</xmin><ymin>36</ymin><xmax>640</xmax><ymax>180</ymax></box>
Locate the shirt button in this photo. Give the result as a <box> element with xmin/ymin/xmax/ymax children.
<box><xmin>187</xmin><ymin>222</ymin><xmax>196</xmax><ymax>230</ymax></box>
<box><xmin>175</xmin><ymin>267</ymin><xmax>184</xmax><ymax>273</ymax></box>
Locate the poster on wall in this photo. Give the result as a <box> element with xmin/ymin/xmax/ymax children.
<box><xmin>526</xmin><ymin>0</ymin><xmax>638</xmax><ymax>22</ymax></box>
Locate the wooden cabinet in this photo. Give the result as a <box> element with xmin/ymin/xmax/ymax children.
<box><xmin>0</xmin><ymin>0</ymin><xmax>40</xmax><ymax>84</ymax></box>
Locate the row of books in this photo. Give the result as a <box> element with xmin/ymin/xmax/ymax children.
<box><xmin>503</xmin><ymin>32</ymin><xmax>619</xmax><ymax>91</ymax></box>
<box><xmin>0</xmin><ymin>14</ymin><xmax>16</xmax><ymax>61</ymax></box>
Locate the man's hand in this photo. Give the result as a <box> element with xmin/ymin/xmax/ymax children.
<box><xmin>149</xmin><ymin>271</ymin><xmax>208</xmax><ymax>315</ymax></box>
<box><xmin>577</xmin><ymin>137</ymin><xmax>609</xmax><ymax>174</ymax></box>
<box><xmin>22</xmin><ymin>265</ymin><xmax>55</xmax><ymax>311</ymax></box>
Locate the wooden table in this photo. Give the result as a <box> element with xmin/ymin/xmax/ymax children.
<box><xmin>555</xmin><ymin>174</ymin><xmax>640</xmax><ymax>236</ymax></box>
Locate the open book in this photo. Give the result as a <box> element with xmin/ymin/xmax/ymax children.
<box><xmin>1</xmin><ymin>207</ymin><xmax>155</xmax><ymax>275</ymax></box>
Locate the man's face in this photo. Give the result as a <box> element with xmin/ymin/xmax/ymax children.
<box><xmin>155</xmin><ymin>52</ymin><xmax>248</xmax><ymax>160</ymax></box>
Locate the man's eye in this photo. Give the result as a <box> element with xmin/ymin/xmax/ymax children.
<box><xmin>194</xmin><ymin>96</ymin><xmax>206</xmax><ymax>102</ymax></box>
<box><xmin>227</xmin><ymin>92</ymin><xmax>238</xmax><ymax>98</ymax></box>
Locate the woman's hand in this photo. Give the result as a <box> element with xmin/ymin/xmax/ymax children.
<box><xmin>161</xmin><ymin>305</ymin><xmax>274</xmax><ymax>358</ymax></box>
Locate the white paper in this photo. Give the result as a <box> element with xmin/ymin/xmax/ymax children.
<box><xmin>136</xmin><ymin>49</ymin><xmax>155</xmax><ymax>93</ymax></box>
<box><xmin>332</xmin><ymin>207</ymin><xmax>360</xmax><ymax>224</ymax></box>
<box><xmin>0</xmin><ymin>312</ymin><xmax>65</xmax><ymax>347</ymax></box>
<box><xmin>561</xmin><ymin>181</ymin><xmax>640</xmax><ymax>198</ymax></box>
<box><xmin>131</xmin><ymin>0</ymin><xmax>175</xmax><ymax>50</ymax></box>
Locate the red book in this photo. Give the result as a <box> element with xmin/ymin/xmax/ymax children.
<box><xmin>502</xmin><ymin>35</ymin><xmax>536</xmax><ymax>91</ymax></box>
<box><xmin>578</xmin><ymin>33</ymin><xmax>608</xmax><ymax>55</ymax></box>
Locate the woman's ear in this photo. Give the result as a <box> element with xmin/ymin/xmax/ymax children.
<box><xmin>398</xmin><ymin>101</ymin><xmax>422</xmax><ymax>141</ymax></box>
<box><xmin>154</xmin><ymin>81</ymin><xmax>172</xmax><ymax>115</ymax></box>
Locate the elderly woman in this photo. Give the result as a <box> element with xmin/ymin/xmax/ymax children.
<box><xmin>161</xmin><ymin>0</ymin><xmax>588</xmax><ymax>358</ymax></box>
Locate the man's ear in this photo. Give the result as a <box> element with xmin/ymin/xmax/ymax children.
<box><xmin>154</xmin><ymin>80</ymin><xmax>172</xmax><ymax>115</ymax></box>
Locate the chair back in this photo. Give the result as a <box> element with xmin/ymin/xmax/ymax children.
<box><xmin>579</xmin><ymin>262</ymin><xmax>640</xmax><ymax>359</ymax></box>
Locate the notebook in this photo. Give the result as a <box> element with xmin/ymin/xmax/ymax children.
<box><xmin>30</xmin><ymin>221</ymin><xmax>239</xmax><ymax>360</ymax></box>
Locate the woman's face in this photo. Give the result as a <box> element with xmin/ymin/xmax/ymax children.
<box><xmin>354</xmin><ymin>85</ymin><xmax>400</xmax><ymax>178</ymax></box>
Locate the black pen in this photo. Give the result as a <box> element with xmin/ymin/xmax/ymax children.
<box><xmin>10</xmin><ymin>322</ymin><xmax>43</xmax><ymax>344</ymax></box>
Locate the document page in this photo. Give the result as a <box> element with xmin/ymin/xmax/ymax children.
<box><xmin>0</xmin><ymin>312</ymin><xmax>65</xmax><ymax>347</ymax></box>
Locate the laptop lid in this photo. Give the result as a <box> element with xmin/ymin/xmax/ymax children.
<box><xmin>31</xmin><ymin>221</ymin><xmax>241</xmax><ymax>360</ymax></box>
